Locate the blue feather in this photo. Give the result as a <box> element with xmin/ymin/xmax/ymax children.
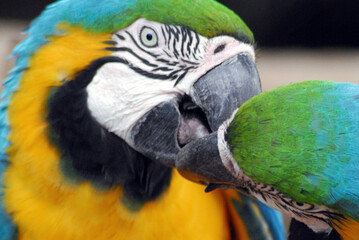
<box><xmin>257</xmin><ymin>201</ymin><xmax>286</xmax><ymax>240</ymax></box>
<box><xmin>0</xmin><ymin>158</ymin><xmax>17</xmax><ymax>239</ymax></box>
<box><xmin>232</xmin><ymin>193</ymin><xmax>286</xmax><ymax>240</ymax></box>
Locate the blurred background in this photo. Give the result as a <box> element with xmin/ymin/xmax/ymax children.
<box><xmin>223</xmin><ymin>0</ymin><xmax>359</xmax><ymax>89</ymax></box>
<box><xmin>1</xmin><ymin>0</ymin><xmax>359</xmax><ymax>88</ymax></box>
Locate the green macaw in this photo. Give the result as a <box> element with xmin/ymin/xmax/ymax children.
<box><xmin>177</xmin><ymin>80</ymin><xmax>359</xmax><ymax>240</ymax></box>
<box><xmin>0</xmin><ymin>0</ymin><xmax>285</xmax><ymax>239</ymax></box>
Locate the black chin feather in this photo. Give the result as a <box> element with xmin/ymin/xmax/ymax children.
<box><xmin>288</xmin><ymin>218</ymin><xmax>342</xmax><ymax>240</ymax></box>
<box><xmin>46</xmin><ymin>57</ymin><xmax>172</xmax><ymax>209</ymax></box>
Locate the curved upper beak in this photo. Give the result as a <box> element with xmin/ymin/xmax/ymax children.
<box><xmin>191</xmin><ymin>53</ymin><xmax>261</xmax><ymax>131</ymax></box>
<box><xmin>131</xmin><ymin>53</ymin><xmax>261</xmax><ymax>168</ymax></box>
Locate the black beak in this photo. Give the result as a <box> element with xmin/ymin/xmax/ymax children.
<box><xmin>190</xmin><ymin>54</ymin><xmax>261</xmax><ymax>131</ymax></box>
<box><xmin>175</xmin><ymin>132</ymin><xmax>241</xmax><ymax>187</ymax></box>
<box><xmin>131</xmin><ymin>53</ymin><xmax>261</xmax><ymax>169</ymax></box>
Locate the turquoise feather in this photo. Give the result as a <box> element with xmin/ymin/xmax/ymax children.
<box><xmin>232</xmin><ymin>193</ymin><xmax>285</xmax><ymax>240</ymax></box>
<box><xmin>256</xmin><ymin>201</ymin><xmax>285</xmax><ymax>240</ymax></box>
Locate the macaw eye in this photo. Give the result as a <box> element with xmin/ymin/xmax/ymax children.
<box><xmin>140</xmin><ymin>27</ymin><xmax>158</xmax><ymax>48</ymax></box>
<box><xmin>291</xmin><ymin>201</ymin><xmax>314</xmax><ymax>211</ymax></box>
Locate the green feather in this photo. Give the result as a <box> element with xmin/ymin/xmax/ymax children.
<box><xmin>226</xmin><ymin>80</ymin><xmax>359</xmax><ymax>220</ymax></box>
<box><xmin>50</xmin><ymin>0</ymin><xmax>253</xmax><ymax>39</ymax></box>
<box><xmin>120</xmin><ymin>0</ymin><xmax>253</xmax><ymax>39</ymax></box>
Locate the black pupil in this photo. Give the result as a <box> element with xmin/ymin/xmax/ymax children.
<box><xmin>146</xmin><ymin>33</ymin><xmax>153</xmax><ymax>41</ymax></box>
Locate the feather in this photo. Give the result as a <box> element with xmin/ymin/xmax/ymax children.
<box><xmin>228</xmin><ymin>80</ymin><xmax>359</xmax><ymax>221</ymax></box>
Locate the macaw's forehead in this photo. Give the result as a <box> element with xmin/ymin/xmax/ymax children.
<box><xmin>49</xmin><ymin>0</ymin><xmax>253</xmax><ymax>39</ymax></box>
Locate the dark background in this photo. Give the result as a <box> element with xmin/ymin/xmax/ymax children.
<box><xmin>0</xmin><ymin>0</ymin><xmax>359</xmax><ymax>47</ymax></box>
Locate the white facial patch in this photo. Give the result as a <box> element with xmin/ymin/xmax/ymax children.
<box><xmin>86</xmin><ymin>63</ymin><xmax>183</xmax><ymax>147</ymax></box>
<box><xmin>218</xmin><ymin>109</ymin><xmax>242</xmax><ymax>178</ymax></box>
<box><xmin>86</xmin><ymin>18</ymin><xmax>255</xmax><ymax>146</ymax></box>
<box><xmin>250</xmin><ymin>189</ymin><xmax>334</xmax><ymax>234</ymax></box>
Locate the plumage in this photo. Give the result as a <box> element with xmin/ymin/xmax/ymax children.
<box><xmin>227</xmin><ymin>80</ymin><xmax>359</xmax><ymax>218</ymax></box>
<box><xmin>0</xmin><ymin>0</ymin><xmax>284</xmax><ymax>239</ymax></box>
<box><xmin>224</xmin><ymin>80</ymin><xmax>359</xmax><ymax>239</ymax></box>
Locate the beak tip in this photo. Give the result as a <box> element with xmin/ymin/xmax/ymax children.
<box><xmin>175</xmin><ymin>132</ymin><xmax>240</xmax><ymax>185</ymax></box>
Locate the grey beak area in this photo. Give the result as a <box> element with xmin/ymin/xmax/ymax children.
<box><xmin>131</xmin><ymin>53</ymin><xmax>261</xmax><ymax>170</ymax></box>
<box><xmin>131</xmin><ymin>102</ymin><xmax>180</xmax><ymax>166</ymax></box>
<box><xmin>175</xmin><ymin>132</ymin><xmax>240</xmax><ymax>187</ymax></box>
<box><xmin>191</xmin><ymin>53</ymin><xmax>261</xmax><ymax>131</ymax></box>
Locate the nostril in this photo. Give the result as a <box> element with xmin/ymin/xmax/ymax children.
<box><xmin>214</xmin><ymin>44</ymin><xmax>226</xmax><ymax>54</ymax></box>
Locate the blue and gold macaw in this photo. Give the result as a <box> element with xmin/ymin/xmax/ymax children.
<box><xmin>0</xmin><ymin>0</ymin><xmax>284</xmax><ymax>239</ymax></box>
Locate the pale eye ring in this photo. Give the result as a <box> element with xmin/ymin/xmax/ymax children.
<box><xmin>140</xmin><ymin>27</ymin><xmax>158</xmax><ymax>48</ymax></box>
<box><xmin>291</xmin><ymin>201</ymin><xmax>315</xmax><ymax>210</ymax></box>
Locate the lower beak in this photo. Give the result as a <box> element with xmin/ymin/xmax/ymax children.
<box><xmin>175</xmin><ymin>131</ymin><xmax>240</xmax><ymax>186</ymax></box>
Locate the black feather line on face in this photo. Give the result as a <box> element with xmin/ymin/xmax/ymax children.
<box><xmin>46</xmin><ymin>57</ymin><xmax>172</xmax><ymax>210</ymax></box>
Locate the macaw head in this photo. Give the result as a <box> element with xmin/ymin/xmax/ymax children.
<box><xmin>2</xmin><ymin>0</ymin><xmax>261</xmax><ymax>204</ymax></box>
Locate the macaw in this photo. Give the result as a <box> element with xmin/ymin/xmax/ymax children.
<box><xmin>176</xmin><ymin>80</ymin><xmax>359</xmax><ymax>240</ymax></box>
<box><xmin>0</xmin><ymin>0</ymin><xmax>285</xmax><ymax>239</ymax></box>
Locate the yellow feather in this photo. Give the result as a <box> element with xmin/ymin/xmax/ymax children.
<box><xmin>4</xmin><ymin>25</ymin><xmax>249</xmax><ymax>240</ymax></box>
<box><xmin>333</xmin><ymin>218</ymin><xmax>359</xmax><ymax>240</ymax></box>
